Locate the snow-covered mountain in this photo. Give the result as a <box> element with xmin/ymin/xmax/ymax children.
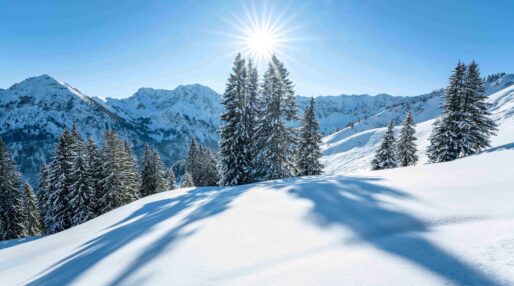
<box><xmin>1</xmin><ymin>131</ymin><xmax>513</xmax><ymax>285</ymax></box>
<box><xmin>322</xmin><ymin>74</ymin><xmax>514</xmax><ymax>174</ymax></box>
<box><xmin>2</xmin><ymin>73</ymin><xmax>513</xmax><ymax>186</ymax></box>
<box><xmin>0</xmin><ymin>75</ymin><xmax>221</xmax><ymax>186</ymax></box>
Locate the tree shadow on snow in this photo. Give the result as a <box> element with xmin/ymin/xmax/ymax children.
<box><xmin>26</xmin><ymin>184</ymin><xmax>252</xmax><ymax>286</ymax></box>
<box><xmin>281</xmin><ymin>176</ymin><xmax>502</xmax><ymax>286</ymax></box>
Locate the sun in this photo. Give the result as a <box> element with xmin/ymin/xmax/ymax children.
<box><xmin>246</xmin><ymin>29</ymin><xmax>276</xmax><ymax>58</ymax></box>
<box><xmin>222</xmin><ymin>4</ymin><xmax>302</xmax><ymax>66</ymax></box>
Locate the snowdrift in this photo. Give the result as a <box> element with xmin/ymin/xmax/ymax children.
<box><xmin>1</xmin><ymin>147</ymin><xmax>514</xmax><ymax>285</ymax></box>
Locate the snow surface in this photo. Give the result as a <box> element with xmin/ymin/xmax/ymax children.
<box><xmin>1</xmin><ymin>146</ymin><xmax>514</xmax><ymax>285</ymax></box>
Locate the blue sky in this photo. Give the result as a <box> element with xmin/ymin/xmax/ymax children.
<box><xmin>1</xmin><ymin>0</ymin><xmax>513</xmax><ymax>98</ymax></box>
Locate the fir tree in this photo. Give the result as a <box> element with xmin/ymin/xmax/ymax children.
<box><xmin>296</xmin><ymin>97</ymin><xmax>323</xmax><ymax>176</ymax></box>
<box><xmin>371</xmin><ymin>121</ymin><xmax>398</xmax><ymax>170</ymax></box>
<box><xmin>460</xmin><ymin>61</ymin><xmax>497</xmax><ymax>156</ymax></box>
<box><xmin>427</xmin><ymin>62</ymin><xmax>467</xmax><ymax>163</ymax></box>
<box><xmin>166</xmin><ymin>167</ymin><xmax>177</xmax><ymax>190</ymax></box>
<box><xmin>218</xmin><ymin>54</ymin><xmax>253</xmax><ymax>186</ymax></box>
<box><xmin>396</xmin><ymin>112</ymin><xmax>418</xmax><ymax>167</ymax></box>
<box><xmin>22</xmin><ymin>181</ymin><xmax>43</xmax><ymax>236</ymax></box>
<box><xmin>139</xmin><ymin>144</ymin><xmax>154</xmax><ymax>197</ymax></box>
<box><xmin>186</xmin><ymin>138</ymin><xmax>203</xmax><ymax>186</ymax></box>
<box><xmin>37</xmin><ymin>164</ymin><xmax>49</xmax><ymax>233</ymax></box>
<box><xmin>253</xmin><ymin>56</ymin><xmax>297</xmax><ymax>181</ymax></box>
<box><xmin>122</xmin><ymin>141</ymin><xmax>141</xmax><ymax>201</ymax></box>
<box><xmin>198</xmin><ymin>146</ymin><xmax>219</xmax><ymax>186</ymax></box>
<box><xmin>152</xmin><ymin>149</ymin><xmax>168</xmax><ymax>194</ymax></box>
<box><xmin>0</xmin><ymin>139</ymin><xmax>26</xmax><ymax>240</ymax></box>
<box><xmin>68</xmin><ymin>151</ymin><xmax>95</xmax><ymax>226</ymax></box>
<box><xmin>45</xmin><ymin>129</ymin><xmax>75</xmax><ymax>234</ymax></box>
<box><xmin>98</xmin><ymin>131</ymin><xmax>137</xmax><ymax>214</ymax></box>
<box><xmin>182</xmin><ymin>172</ymin><xmax>195</xmax><ymax>188</ymax></box>
<box><xmin>85</xmin><ymin>137</ymin><xmax>103</xmax><ymax>216</ymax></box>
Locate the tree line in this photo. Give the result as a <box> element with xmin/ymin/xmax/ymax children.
<box><xmin>371</xmin><ymin>61</ymin><xmax>497</xmax><ymax>170</ymax></box>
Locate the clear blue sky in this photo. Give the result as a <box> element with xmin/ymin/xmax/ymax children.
<box><xmin>1</xmin><ymin>0</ymin><xmax>513</xmax><ymax>98</ymax></box>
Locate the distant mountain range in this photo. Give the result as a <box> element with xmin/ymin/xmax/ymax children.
<box><xmin>1</xmin><ymin>73</ymin><xmax>513</xmax><ymax>186</ymax></box>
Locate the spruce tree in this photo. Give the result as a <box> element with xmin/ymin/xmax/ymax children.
<box><xmin>122</xmin><ymin>141</ymin><xmax>141</xmax><ymax>201</ymax></box>
<box><xmin>46</xmin><ymin>129</ymin><xmax>75</xmax><ymax>234</ymax></box>
<box><xmin>37</xmin><ymin>164</ymin><xmax>49</xmax><ymax>233</ymax></box>
<box><xmin>166</xmin><ymin>167</ymin><xmax>177</xmax><ymax>190</ymax></box>
<box><xmin>460</xmin><ymin>61</ymin><xmax>497</xmax><ymax>155</ymax></box>
<box><xmin>139</xmin><ymin>144</ymin><xmax>154</xmax><ymax>197</ymax></box>
<box><xmin>427</xmin><ymin>62</ymin><xmax>467</xmax><ymax>163</ymax></box>
<box><xmin>198</xmin><ymin>146</ymin><xmax>219</xmax><ymax>186</ymax></box>
<box><xmin>85</xmin><ymin>137</ymin><xmax>103</xmax><ymax>216</ymax></box>
<box><xmin>371</xmin><ymin>121</ymin><xmax>398</xmax><ymax>170</ymax></box>
<box><xmin>68</xmin><ymin>151</ymin><xmax>95</xmax><ymax>226</ymax></box>
<box><xmin>186</xmin><ymin>138</ymin><xmax>202</xmax><ymax>186</ymax></box>
<box><xmin>396</xmin><ymin>112</ymin><xmax>418</xmax><ymax>167</ymax></box>
<box><xmin>0</xmin><ymin>139</ymin><xmax>26</xmax><ymax>240</ymax></box>
<box><xmin>296</xmin><ymin>97</ymin><xmax>323</xmax><ymax>176</ymax></box>
<box><xmin>152</xmin><ymin>149</ymin><xmax>168</xmax><ymax>194</ymax></box>
<box><xmin>98</xmin><ymin>131</ymin><xmax>137</xmax><ymax>214</ymax></box>
<box><xmin>253</xmin><ymin>56</ymin><xmax>297</xmax><ymax>181</ymax></box>
<box><xmin>218</xmin><ymin>54</ymin><xmax>253</xmax><ymax>186</ymax></box>
<box><xmin>182</xmin><ymin>172</ymin><xmax>195</xmax><ymax>188</ymax></box>
<box><xmin>22</xmin><ymin>181</ymin><xmax>43</xmax><ymax>236</ymax></box>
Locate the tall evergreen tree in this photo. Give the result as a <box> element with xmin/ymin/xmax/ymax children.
<box><xmin>122</xmin><ymin>141</ymin><xmax>141</xmax><ymax>201</ymax></box>
<box><xmin>85</xmin><ymin>137</ymin><xmax>103</xmax><ymax>216</ymax></box>
<box><xmin>198</xmin><ymin>146</ymin><xmax>219</xmax><ymax>186</ymax></box>
<box><xmin>152</xmin><ymin>149</ymin><xmax>168</xmax><ymax>194</ymax></box>
<box><xmin>253</xmin><ymin>56</ymin><xmax>297</xmax><ymax>181</ymax></box>
<box><xmin>186</xmin><ymin>138</ymin><xmax>203</xmax><ymax>186</ymax></box>
<box><xmin>68</xmin><ymin>151</ymin><xmax>95</xmax><ymax>226</ymax></box>
<box><xmin>460</xmin><ymin>61</ymin><xmax>497</xmax><ymax>156</ymax></box>
<box><xmin>218</xmin><ymin>54</ymin><xmax>253</xmax><ymax>186</ymax></box>
<box><xmin>396</xmin><ymin>112</ymin><xmax>418</xmax><ymax>167</ymax></box>
<box><xmin>427</xmin><ymin>62</ymin><xmax>467</xmax><ymax>163</ymax></box>
<box><xmin>139</xmin><ymin>144</ymin><xmax>154</xmax><ymax>197</ymax></box>
<box><xmin>0</xmin><ymin>139</ymin><xmax>26</xmax><ymax>240</ymax></box>
<box><xmin>371</xmin><ymin>121</ymin><xmax>398</xmax><ymax>170</ymax></box>
<box><xmin>37</xmin><ymin>164</ymin><xmax>49</xmax><ymax>233</ymax></box>
<box><xmin>98</xmin><ymin>131</ymin><xmax>137</xmax><ymax>214</ymax></box>
<box><xmin>296</xmin><ymin>97</ymin><xmax>323</xmax><ymax>176</ymax></box>
<box><xmin>166</xmin><ymin>167</ymin><xmax>177</xmax><ymax>190</ymax></box>
<box><xmin>22</xmin><ymin>181</ymin><xmax>43</xmax><ymax>236</ymax></box>
<box><xmin>45</xmin><ymin>129</ymin><xmax>75</xmax><ymax>234</ymax></box>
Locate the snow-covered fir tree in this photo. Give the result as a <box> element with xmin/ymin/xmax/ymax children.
<box><xmin>427</xmin><ymin>62</ymin><xmax>467</xmax><ymax>163</ymax></box>
<box><xmin>85</xmin><ymin>137</ymin><xmax>103</xmax><ymax>216</ymax></box>
<box><xmin>371</xmin><ymin>121</ymin><xmax>398</xmax><ymax>170</ymax></box>
<box><xmin>152</xmin><ymin>149</ymin><xmax>168</xmax><ymax>194</ymax></box>
<box><xmin>98</xmin><ymin>131</ymin><xmax>139</xmax><ymax>214</ymax></box>
<box><xmin>122</xmin><ymin>140</ymin><xmax>141</xmax><ymax>200</ymax></box>
<box><xmin>396</xmin><ymin>112</ymin><xmax>418</xmax><ymax>167</ymax></box>
<box><xmin>166</xmin><ymin>167</ymin><xmax>177</xmax><ymax>190</ymax></box>
<box><xmin>198</xmin><ymin>146</ymin><xmax>219</xmax><ymax>186</ymax></box>
<box><xmin>45</xmin><ymin>129</ymin><xmax>75</xmax><ymax>234</ymax></box>
<box><xmin>460</xmin><ymin>61</ymin><xmax>497</xmax><ymax>156</ymax></box>
<box><xmin>37</xmin><ymin>164</ymin><xmax>49</xmax><ymax>233</ymax></box>
<box><xmin>182</xmin><ymin>172</ymin><xmax>195</xmax><ymax>188</ymax></box>
<box><xmin>296</xmin><ymin>97</ymin><xmax>323</xmax><ymax>176</ymax></box>
<box><xmin>218</xmin><ymin>54</ymin><xmax>253</xmax><ymax>186</ymax></box>
<box><xmin>140</xmin><ymin>145</ymin><xmax>167</xmax><ymax>196</ymax></box>
<box><xmin>0</xmin><ymin>139</ymin><xmax>26</xmax><ymax>240</ymax></box>
<box><xmin>253</xmin><ymin>55</ymin><xmax>297</xmax><ymax>181</ymax></box>
<box><xmin>68</xmin><ymin>149</ymin><xmax>95</xmax><ymax>226</ymax></box>
<box><xmin>186</xmin><ymin>138</ymin><xmax>201</xmax><ymax>185</ymax></box>
<box><xmin>245</xmin><ymin>59</ymin><xmax>261</xmax><ymax>166</ymax></box>
<box><xmin>21</xmin><ymin>181</ymin><xmax>43</xmax><ymax>236</ymax></box>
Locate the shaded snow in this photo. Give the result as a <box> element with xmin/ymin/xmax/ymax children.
<box><xmin>1</xmin><ymin>147</ymin><xmax>514</xmax><ymax>285</ymax></box>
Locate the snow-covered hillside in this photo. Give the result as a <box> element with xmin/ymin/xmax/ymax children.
<box><xmin>1</xmin><ymin>141</ymin><xmax>513</xmax><ymax>285</ymax></box>
<box><xmin>322</xmin><ymin>75</ymin><xmax>514</xmax><ymax>174</ymax></box>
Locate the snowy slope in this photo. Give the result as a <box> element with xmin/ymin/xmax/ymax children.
<box><xmin>322</xmin><ymin>75</ymin><xmax>514</xmax><ymax>174</ymax></box>
<box><xmin>1</xmin><ymin>145</ymin><xmax>514</xmax><ymax>285</ymax></box>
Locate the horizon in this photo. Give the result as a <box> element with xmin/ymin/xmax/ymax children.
<box><xmin>1</xmin><ymin>1</ymin><xmax>513</xmax><ymax>98</ymax></box>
